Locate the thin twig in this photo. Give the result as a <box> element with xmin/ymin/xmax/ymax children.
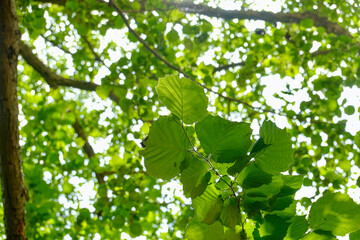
<box><xmin>73</xmin><ymin>117</ymin><xmax>116</xmax><ymax>184</ymax></box>
<box><xmin>213</xmin><ymin>62</ymin><xmax>245</xmax><ymax>73</ymax></box>
<box><xmin>81</xmin><ymin>35</ymin><xmax>111</xmax><ymax>71</ymax></box>
<box><xmin>103</xmin><ymin>0</ymin><xmax>268</xmax><ymax>113</ymax></box>
<box><xmin>41</xmin><ymin>34</ymin><xmax>71</xmax><ymax>54</ymax></box>
<box><xmin>193</xmin><ymin>148</ymin><xmax>246</xmax><ymax>235</ymax></box>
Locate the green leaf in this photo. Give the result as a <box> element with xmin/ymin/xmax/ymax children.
<box><xmin>300</xmin><ymin>231</ymin><xmax>337</xmax><ymax>240</ymax></box>
<box><xmin>180</xmin><ymin>157</ymin><xmax>210</xmax><ymax>199</ymax></box>
<box><xmin>109</xmin><ymin>155</ymin><xmax>123</xmax><ymax>167</ymax></box>
<box><xmin>300</xmin><ymin>19</ymin><xmax>314</xmax><ymax>28</ymax></box>
<box><xmin>254</xmin><ymin>121</ymin><xmax>294</xmax><ymax>174</ymax></box>
<box><xmin>156</xmin><ymin>75</ymin><xmax>208</xmax><ymax>124</ymax></box>
<box><xmin>129</xmin><ymin>223</ymin><xmax>142</xmax><ymax>237</ymax></box>
<box><xmin>167</xmin><ymin>29</ymin><xmax>180</xmax><ymax>42</ymax></box>
<box><xmin>278</xmin><ymin>175</ymin><xmax>304</xmax><ymax>197</ymax></box>
<box><xmin>350</xmin><ymin>229</ymin><xmax>360</xmax><ymax>240</ymax></box>
<box><xmin>195</xmin><ymin>115</ymin><xmax>252</xmax><ymax>163</ymax></box>
<box><xmin>250</xmin><ymin>137</ymin><xmax>270</xmax><ymax>155</ymax></box>
<box><xmin>259</xmin><ymin>214</ymin><xmax>290</xmax><ymax>239</ymax></box>
<box><xmin>355</xmin><ymin>131</ymin><xmax>360</xmax><ymax>149</ymax></box>
<box><xmin>220</xmin><ymin>197</ymin><xmax>240</xmax><ymax>229</ymax></box>
<box><xmin>309</xmin><ymin>192</ymin><xmax>360</xmax><ymax>236</ymax></box>
<box><xmin>284</xmin><ymin>216</ymin><xmax>308</xmax><ymax>240</ymax></box>
<box><xmin>227</xmin><ymin>155</ymin><xmax>252</xmax><ymax>176</ymax></box>
<box><xmin>111</xmin><ymin>87</ymin><xmax>127</xmax><ymax>99</ymax></box>
<box><xmin>271</xmin><ymin>196</ymin><xmax>294</xmax><ymax>211</ymax></box>
<box><xmin>237</xmin><ymin>163</ymin><xmax>273</xmax><ymax>189</ymax></box>
<box><xmin>185</xmin><ymin>219</ymin><xmax>224</xmax><ymax>240</ymax></box>
<box><xmin>96</xmin><ymin>85</ymin><xmax>111</xmax><ymax>99</ymax></box>
<box><xmin>215</xmin><ymin>175</ymin><xmax>232</xmax><ymax>191</ymax></box>
<box><xmin>144</xmin><ymin>116</ymin><xmax>190</xmax><ymax>180</ymax></box>
<box><xmin>223</xmin><ymin>229</ymin><xmax>241</xmax><ymax>240</ymax></box>
<box><xmin>282</xmin><ymin>175</ymin><xmax>304</xmax><ymax>192</ymax></box>
<box><xmin>243</xmin><ymin>196</ymin><xmax>269</xmax><ymax>215</ymax></box>
<box><xmin>245</xmin><ymin>175</ymin><xmax>283</xmax><ymax>198</ymax></box>
<box><xmin>344</xmin><ymin>105</ymin><xmax>355</xmax><ymax>115</ymax></box>
<box><xmin>192</xmin><ymin>184</ymin><xmax>223</xmax><ymax>224</ymax></box>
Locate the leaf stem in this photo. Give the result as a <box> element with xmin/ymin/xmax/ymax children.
<box><xmin>180</xmin><ymin>121</ymin><xmax>246</xmax><ymax>237</ymax></box>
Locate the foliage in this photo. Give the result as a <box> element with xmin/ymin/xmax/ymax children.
<box><xmin>144</xmin><ymin>75</ymin><xmax>360</xmax><ymax>239</ymax></box>
<box><xmin>1</xmin><ymin>0</ymin><xmax>359</xmax><ymax>239</ymax></box>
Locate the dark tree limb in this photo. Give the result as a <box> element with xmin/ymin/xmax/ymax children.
<box><xmin>72</xmin><ymin>118</ymin><xmax>115</xmax><ymax>184</ymax></box>
<box><xmin>35</xmin><ymin>0</ymin><xmax>358</xmax><ymax>44</ymax></box>
<box><xmin>19</xmin><ymin>41</ymin><xmax>121</xmax><ymax>103</ymax></box>
<box><xmin>213</xmin><ymin>62</ymin><xmax>245</xmax><ymax>73</ymax></box>
<box><xmin>311</xmin><ymin>49</ymin><xmax>336</xmax><ymax>57</ymax></box>
<box><xmin>167</xmin><ymin>1</ymin><xmax>353</xmax><ymax>38</ymax></box>
<box><xmin>0</xmin><ymin>0</ymin><xmax>27</xmax><ymax>239</ymax></box>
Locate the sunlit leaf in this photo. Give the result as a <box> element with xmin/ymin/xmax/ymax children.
<box><xmin>156</xmin><ymin>75</ymin><xmax>208</xmax><ymax>124</ymax></box>
<box><xmin>309</xmin><ymin>192</ymin><xmax>360</xmax><ymax>236</ymax></box>
<box><xmin>220</xmin><ymin>197</ymin><xmax>240</xmax><ymax>229</ymax></box>
<box><xmin>185</xmin><ymin>219</ymin><xmax>224</xmax><ymax>240</ymax></box>
<box><xmin>300</xmin><ymin>231</ymin><xmax>337</xmax><ymax>240</ymax></box>
<box><xmin>259</xmin><ymin>214</ymin><xmax>290</xmax><ymax>239</ymax></box>
<box><xmin>284</xmin><ymin>216</ymin><xmax>308</xmax><ymax>240</ymax></box>
<box><xmin>254</xmin><ymin>121</ymin><xmax>294</xmax><ymax>174</ymax></box>
<box><xmin>195</xmin><ymin>115</ymin><xmax>252</xmax><ymax>163</ymax></box>
<box><xmin>180</xmin><ymin>157</ymin><xmax>210</xmax><ymax>199</ymax></box>
<box><xmin>192</xmin><ymin>184</ymin><xmax>223</xmax><ymax>224</ymax></box>
<box><xmin>144</xmin><ymin>116</ymin><xmax>190</xmax><ymax>180</ymax></box>
<box><xmin>350</xmin><ymin>229</ymin><xmax>360</xmax><ymax>240</ymax></box>
<box><xmin>300</xmin><ymin>19</ymin><xmax>313</xmax><ymax>28</ymax></box>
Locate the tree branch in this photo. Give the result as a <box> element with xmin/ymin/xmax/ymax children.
<box><xmin>37</xmin><ymin>0</ymin><xmax>66</xmax><ymax>4</ymax></box>
<box><xmin>35</xmin><ymin>0</ymin><xmax>358</xmax><ymax>42</ymax></box>
<box><xmin>101</xmin><ymin>0</ymin><xmax>269</xmax><ymax>112</ymax></box>
<box><xmin>25</xmin><ymin>2</ymin><xmax>344</xmax><ymax>126</ymax></box>
<box><xmin>41</xmin><ymin>34</ymin><xmax>71</xmax><ymax>54</ymax></box>
<box><xmin>311</xmin><ymin>49</ymin><xmax>336</xmax><ymax>57</ymax></box>
<box><xmin>167</xmin><ymin>1</ymin><xmax>353</xmax><ymax>38</ymax></box>
<box><xmin>105</xmin><ymin>0</ymin><xmax>188</xmax><ymax>77</ymax></box>
<box><xmin>213</xmin><ymin>62</ymin><xmax>245</xmax><ymax>73</ymax></box>
<box><xmin>81</xmin><ymin>35</ymin><xmax>110</xmax><ymax>70</ymax></box>
<box><xmin>19</xmin><ymin>41</ymin><xmax>120</xmax><ymax>103</ymax></box>
<box><xmin>72</xmin><ymin>118</ymin><xmax>116</xmax><ymax>184</ymax></box>
<box><xmin>0</xmin><ymin>0</ymin><xmax>27</xmax><ymax>238</ymax></box>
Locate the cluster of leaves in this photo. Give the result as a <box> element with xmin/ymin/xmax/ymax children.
<box><xmin>144</xmin><ymin>74</ymin><xmax>360</xmax><ymax>239</ymax></box>
<box><xmin>6</xmin><ymin>0</ymin><xmax>360</xmax><ymax>238</ymax></box>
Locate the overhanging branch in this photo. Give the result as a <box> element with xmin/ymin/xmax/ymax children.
<box><xmin>35</xmin><ymin>0</ymin><xmax>357</xmax><ymax>41</ymax></box>
<box><xmin>167</xmin><ymin>1</ymin><xmax>353</xmax><ymax>38</ymax></box>
<box><xmin>19</xmin><ymin>41</ymin><xmax>120</xmax><ymax>103</ymax></box>
<box><xmin>72</xmin><ymin>118</ymin><xmax>116</xmax><ymax>184</ymax></box>
<box><xmin>213</xmin><ymin>62</ymin><xmax>245</xmax><ymax>73</ymax></box>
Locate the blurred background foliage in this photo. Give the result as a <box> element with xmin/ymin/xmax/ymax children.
<box><xmin>3</xmin><ymin>0</ymin><xmax>360</xmax><ymax>238</ymax></box>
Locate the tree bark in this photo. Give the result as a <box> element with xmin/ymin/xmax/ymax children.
<box><xmin>0</xmin><ymin>0</ymin><xmax>27</xmax><ymax>239</ymax></box>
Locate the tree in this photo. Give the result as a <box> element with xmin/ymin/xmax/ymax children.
<box><xmin>1</xmin><ymin>0</ymin><xmax>359</xmax><ymax>239</ymax></box>
<box><xmin>0</xmin><ymin>0</ymin><xmax>27</xmax><ymax>239</ymax></box>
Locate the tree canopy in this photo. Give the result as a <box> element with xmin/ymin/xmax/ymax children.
<box><xmin>1</xmin><ymin>0</ymin><xmax>360</xmax><ymax>239</ymax></box>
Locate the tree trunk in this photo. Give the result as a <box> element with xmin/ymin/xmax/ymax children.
<box><xmin>0</xmin><ymin>0</ymin><xmax>27</xmax><ymax>239</ymax></box>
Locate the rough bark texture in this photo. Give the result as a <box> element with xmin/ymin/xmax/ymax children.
<box><xmin>0</xmin><ymin>0</ymin><xmax>27</xmax><ymax>239</ymax></box>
